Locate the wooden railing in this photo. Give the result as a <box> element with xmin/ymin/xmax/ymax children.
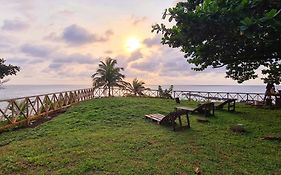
<box><xmin>0</xmin><ymin>87</ymin><xmax>266</xmax><ymax>132</ymax></box>
<box><xmin>0</xmin><ymin>88</ymin><xmax>95</xmax><ymax>132</ymax></box>
<box><xmin>169</xmin><ymin>90</ymin><xmax>265</xmax><ymax>102</ymax></box>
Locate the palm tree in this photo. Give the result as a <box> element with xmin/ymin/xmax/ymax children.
<box><xmin>92</xmin><ymin>57</ymin><xmax>126</xmax><ymax>96</ymax></box>
<box><xmin>125</xmin><ymin>78</ymin><xmax>149</xmax><ymax>96</ymax></box>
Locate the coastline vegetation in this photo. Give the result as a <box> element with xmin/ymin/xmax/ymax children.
<box><xmin>92</xmin><ymin>57</ymin><xmax>150</xmax><ymax>97</ymax></box>
<box><xmin>158</xmin><ymin>85</ymin><xmax>174</xmax><ymax>99</ymax></box>
<box><xmin>124</xmin><ymin>78</ymin><xmax>150</xmax><ymax>96</ymax></box>
<box><xmin>0</xmin><ymin>97</ymin><xmax>280</xmax><ymax>174</ymax></box>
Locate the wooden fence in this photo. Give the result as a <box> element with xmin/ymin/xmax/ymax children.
<box><xmin>0</xmin><ymin>88</ymin><xmax>95</xmax><ymax>132</ymax></box>
<box><xmin>0</xmin><ymin>87</ymin><xmax>265</xmax><ymax>132</ymax></box>
<box><xmin>170</xmin><ymin>90</ymin><xmax>265</xmax><ymax>102</ymax></box>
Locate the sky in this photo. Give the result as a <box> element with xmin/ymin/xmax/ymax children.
<box><xmin>0</xmin><ymin>0</ymin><xmax>264</xmax><ymax>86</ymax></box>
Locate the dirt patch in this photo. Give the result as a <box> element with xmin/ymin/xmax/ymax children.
<box><xmin>262</xmin><ymin>135</ymin><xmax>281</xmax><ymax>142</ymax></box>
<box><xmin>28</xmin><ymin>109</ymin><xmax>67</xmax><ymax>128</ymax></box>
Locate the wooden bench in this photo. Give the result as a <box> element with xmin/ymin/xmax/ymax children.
<box><xmin>215</xmin><ymin>99</ymin><xmax>236</xmax><ymax>111</ymax></box>
<box><xmin>175</xmin><ymin>102</ymin><xmax>215</xmax><ymax>117</ymax></box>
<box><xmin>145</xmin><ymin>110</ymin><xmax>190</xmax><ymax>131</ymax></box>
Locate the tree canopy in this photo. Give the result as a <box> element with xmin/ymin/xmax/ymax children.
<box><xmin>0</xmin><ymin>58</ymin><xmax>20</xmax><ymax>81</ymax></box>
<box><xmin>152</xmin><ymin>0</ymin><xmax>281</xmax><ymax>84</ymax></box>
<box><xmin>92</xmin><ymin>57</ymin><xmax>126</xmax><ymax>96</ymax></box>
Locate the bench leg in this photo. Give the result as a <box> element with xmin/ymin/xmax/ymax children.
<box><xmin>228</xmin><ymin>102</ymin><xmax>230</xmax><ymax>111</ymax></box>
<box><xmin>173</xmin><ymin>121</ymin><xmax>176</xmax><ymax>131</ymax></box>
<box><xmin>186</xmin><ymin>113</ymin><xmax>190</xmax><ymax>128</ymax></box>
<box><xmin>178</xmin><ymin>116</ymin><xmax>182</xmax><ymax>128</ymax></box>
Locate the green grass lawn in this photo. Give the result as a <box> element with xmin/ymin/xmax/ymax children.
<box><xmin>0</xmin><ymin>97</ymin><xmax>280</xmax><ymax>175</ymax></box>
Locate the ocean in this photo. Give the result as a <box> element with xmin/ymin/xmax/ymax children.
<box><xmin>1</xmin><ymin>84</ymin><xmax>280</xmax><ymax>100</ymax></box>
<box><xmin>0</xmin><ymin>85</ymin><xmax>89</xmax><ymax>100</ymax></box>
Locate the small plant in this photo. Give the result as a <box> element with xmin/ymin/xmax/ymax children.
<box><xmin>158</xmin><ymin>85</ymin><xmax>173</xmax><ymax>99</ymax></box>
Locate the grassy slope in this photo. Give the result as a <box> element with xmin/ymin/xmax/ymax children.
<box><xmin>0</xmin><ymin>97</ymin><xmax>280</xmax><ymax>175</ymax></box>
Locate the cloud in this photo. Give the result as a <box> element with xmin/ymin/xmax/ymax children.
<box><xmin>128</xmin><ymin>50</ymin><xmax>143</xmax><ymax>62</ymax></box>
<box><xmin>131</xmin><ymin>58</ymin><xmax>159</xmax><ymax>72</ymax></box>
<box><xmin>48</xmin><ymin>63</ymin><xmax>62</xmax><ymax>69</ymax></box>
<box><xmin>0</xmin><ymin>43</ymin><xmax>12</xmax><ymax>53</ymax></box>
<box><xmin>62</xmin><ymin>24</ymin><xmax>93</xmax><ymax>45</ymax></box>
<box><xmin>105</xmin><ymin>30</ymin><xmax>114</xmax><ymax>36</ymax></box>
<box><xmin>6</xmin><ymin>57</ymin><xmax>29</xmax><ymax>65</ymax></box>
<box><xmin>96</xmin><ymin>30</ymin><xmax>114</xmax><ymax>42</ymax></box>
<box><xmin>48</xmin><ymin>53</ymin><xmax>98</xmax><ymax>70</ymax></box>
<box><xmin>57</xmin><ymin>9</ymin><xmax>75</xmax><ymax>16</ymax></box>
<box><xmin>104</xmin><ymin>50</ymin><xmax>113</xmax><ymax>54</ymax></box>
<box><xmin>143</xmin><ymin>35</ymin><xmax>162</xmax><ymax>47</ymax></box>
<box><xmin>21</xmin><ymin>44</ymin><xmax>52</xmax><ymax>57</ymax></box>
<box><xmin>44</xmin><ymin>32</ymin><xmax>61</xmax><ymax>41</ymax></box>
<box><xmin>55</xmin><ymin>53</ymin><xmax>97</xmax><ymax>64</ymax></box>
<box><xmin>129</xmin><ymin>46</ymin><xmax>191</xmax><ymax>76</ymax></box>
<box><xmin>131</xmin><ymin>16</ymin><xmax>147</xmax><ymax>25</ymax></box>
<box><xmin>162</xmin><ymin>57</ymin><xmax>189</xmax><ymax>72</ymax></box>
<box><xmin>2</xmin><ymin>19</ymin><xmax>29</xmax><ymax>31</ymax></box>
<box><xmin>62</xmin><ymin>24</ymin><xmax>113</xmax><ymax>46</ymax></box>
<box><xmin>6</xmin><ymin>56</ymin><xmax>44</xmax><ymax>66</ymax></box>
<box><xmin>114</xmin><ymin>49</ymin><xmax>144</xmax><ymax>69</ymax></box>
<box><xmin>159</xmin><ymin>57</ymin><xmax>192</xmax><ymax>77</ymax></box>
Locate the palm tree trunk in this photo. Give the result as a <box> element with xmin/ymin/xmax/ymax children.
<box><xmin>108</xmin><ymin>86</ymin><xmax>111</xmax><ymax>97</ymax></box>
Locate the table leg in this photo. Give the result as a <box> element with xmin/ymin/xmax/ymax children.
<box><xmin>186</xmin><ymin>113</ymin><xmax>190</xmax><ymax>128</ymax></box>
<box><xmin>178</xmin><ymin>116</ymin><xmax>182</xmax><ymax>128</ymax></box>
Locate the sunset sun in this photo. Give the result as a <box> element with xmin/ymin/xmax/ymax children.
<box><xmin>126</xmin><ymin>37</ymin><xmax>141</xmax><ymax>52</ymax></box>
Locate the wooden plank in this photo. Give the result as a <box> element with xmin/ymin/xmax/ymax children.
<box><xmin>145</xmin><ymin>114</ymin><xmax>165</xmax><ymax>122</ymax></box>
<box><xmin>176</xmin><ymin>106</ymin><xmax>195</xmax><ymax>112</ymax></box>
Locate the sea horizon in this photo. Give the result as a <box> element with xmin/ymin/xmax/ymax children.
<box><xmin>1</xmin><ymin>84</ymin><xmax>281</xmax><ymax>100</ymax></box>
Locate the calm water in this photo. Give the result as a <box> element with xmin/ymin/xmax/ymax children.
<box><xmin>147</xmin><ymin>85</ymin><xmax>281</xmax><ymax>93</ymax></box>
<box><xmin>0</xmin><ymin>85</ymin><xmax>281</xmax><ymax>100</ymax></box>
<box><xmin>0</xmin><ymin>85</ymin><xmax>89</xmax><ymax>100</ymax></box>
<box><xmin>1</xmin><ymin>84</ymin><xmax>280</xmax><ymax>100</ymax></box>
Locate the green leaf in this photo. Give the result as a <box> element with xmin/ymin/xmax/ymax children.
<box><xmin>168</xmin><ymin>16</ymin><xmax>173</xmax><ymax>22</ymax></box>
<box><xmin>241</xmin><ymin>0</ymin><xmax>249</xmax><ymax>6</ymax></box>
<box><xmin>265</xmin><ymin>9</ymin><xmax>277</xmax><ymax>18</ymax></box>
<box><xmin>162</xmin><ymin>9</ymin><xmax>167</xmax><ymax>19</ymax></box>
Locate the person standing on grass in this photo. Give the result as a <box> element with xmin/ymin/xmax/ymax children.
<box><xmin>264</xmin><ymin>83</ymin><xmax>275</xmax><ymax>102</ymax></box>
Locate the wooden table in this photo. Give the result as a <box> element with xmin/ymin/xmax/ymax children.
<box><xmin>174</xmin><ymin>107</ymin><xmax>191</xmax><ymax>129</ymax></box>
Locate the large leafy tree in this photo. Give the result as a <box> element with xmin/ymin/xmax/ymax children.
<box><xmin>0</xmin><ymin>58</ymin><xmax>20</xmax><ymax>86</ymax></box>
<box><xmin>92</xmin><ymin>57</ymin><xmax>126</xmax><ymax>96</ymax></box>
<box><xmin>125</xmin><ymin>78</ymin><xmax>149</xmax><ymax>96</ymax></box>
<box><xmin>152</xmin><ymin>0</ymin><xmax>281</xmax><ymax>84</ymax></box>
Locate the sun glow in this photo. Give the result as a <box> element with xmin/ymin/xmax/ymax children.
<box><xmin>126</xmin><ymin>37</ymin><xmax>141</xmax><ymax>52</ymax></box>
